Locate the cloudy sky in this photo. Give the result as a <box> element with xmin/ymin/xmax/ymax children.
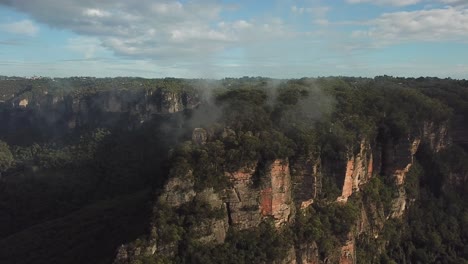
<box><xmin>0</xmin><ymin>0</ymin><xmax>467</xmax><ymax>78</ymax></box>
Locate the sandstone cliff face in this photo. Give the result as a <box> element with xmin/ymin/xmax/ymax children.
<box><xmin>338</xmin><ymin>139</ymin><xmax>373</xmax><ymax>203</ymax></box>
<box><xmin>192</xmin><ymin>128</ymin><xmax>208</xmax><ymax>145</ymax></box>
<box><xmin>115</xmin><ymin>120</ymin><xmax>452</xmax><ymax>264</ymax></box>
<box><xmin>159</xmin><ymin>173</ymin><xmax>196</xmax><ymax>208</ymax></box>
<box><xmin>336</xmin><ymin>124</ymin><xmax>450</xmax><ymax>264</ymax></box>
<box><xmin>423</xmin><ymin>121</ymin><xmax>449</xmax><ymax>153</ymax></box>
<box><xmin>296</xmin><ymin>242</ymin><xmax>320</xmax><ymax>264</ymax></box>
<box><xmin>260</xmin><ymin>159</ymin><xmax>293</xmax><ymax>227</ymax></box>
<box><xmin>339</xmin><ymin>237</ymin><xmax>356</xmax><ymax>264</ymax></box>
<box><xmin>378</xmin><ymin>136</ymin><xmax>421</xmax><ymax>219</ymax></box>
<box><xmin>224</xmin><ymin>166</ymin><xmax>261</xmax><ymax>229</ymax></box>
<box><xmin>392</xmin><ymin>138</ymin><xmax>420</xmax><ymax>186</ymax></box>
<box><xmin>0</xmin><ymin>88</ymin><xmax>199</xmax><ymax>143</ymax></box>
<box><xmin>291</xmin><ymin>156</ymin><xmax>321</xmax><ymax>210</ymax></box>
<box><xmin>191</xmin><ymin>188</ymin><xmax>230</xmax><ymax>244</ymax></box>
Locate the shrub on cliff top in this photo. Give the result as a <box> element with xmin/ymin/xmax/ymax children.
<box><xmin>0</xmin><ymin>140</ymin><xmax>13</xmax><ymax>174</ymax></box>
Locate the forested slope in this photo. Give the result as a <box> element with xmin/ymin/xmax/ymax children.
<box><xmin>0</xmin><ymin>76</ymin><xmax>467</xmax><ymax>264</ymax></box>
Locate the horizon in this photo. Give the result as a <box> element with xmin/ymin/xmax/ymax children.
<box><xmin>1</xmin><ymin>75</ymin><xmax>467</xmax><ymax>81</ymax></box>
<box><xmin>1</xmin><ymin>0</ymin><xmax>468</xmax><ymax>79</ymax></box>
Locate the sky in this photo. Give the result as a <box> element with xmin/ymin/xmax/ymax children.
<box><xmin>0</xmin><ymin>0</ymin><xmax>467</xmax><ymax>79</ymax></box>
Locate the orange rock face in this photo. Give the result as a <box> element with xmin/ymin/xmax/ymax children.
<box><xmin>339</xmin><ymin>239</ymin><xmax>355</xmax><ymax>264</ymax></box>
<box><xmin>225</xmin><ymin>166</ymin><xmax>261</xmax><ymax>229</ymax></box>
<box><xmin>394</xmin><ymin>164</ymin><xmax>412</xmax><ymax>185</ymax></box>
<box><xmin>367</xmin><ymin>153</ymin><xmax>373</xmax><ymax>178</ymax></box>
<box><xmin>300</xmin><ymin>199</ymin><xmax>314</xmax><ymax>210</ymax></box>
<box><xmin>18</xmin><ymin>99</ymin><xmax>28</xmax><ymax>107</ymax></box>
<box><xmin>260</xmin><ymin>188</ymin><xmax>273</xmax><ymax>216</ymax></box>
<box><xmin>227</xmin><ymin>167</ymin><xmax>255</xmax><ymax>182</ymax></box>
<box><xmin>338</xmin><ymin>159</ymin><xmax>355</xmax><ymax>203</ymax></box>
<box><xmin>261</xmin><ymin>159</ymin><xmax>292</xmax><ymax>227</ymax></box>
<box><xmin>393</xmin><ymin>138</ymin><xmax>421</xmax><ymax>186</ymax></box>
<box><xmin>338</xmin><ymin>140</ymin><xmax>373</xmax><ymax>203</ymax></box>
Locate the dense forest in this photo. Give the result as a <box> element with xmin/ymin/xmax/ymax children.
<box><xmin>0</xmin><ymin>76</ymin><xmax>467</xmax><ymax>264</ymax></box>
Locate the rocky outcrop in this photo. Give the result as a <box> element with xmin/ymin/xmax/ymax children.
<box><xmin>422</xmin><ymin>121</ymin><xmax>448</xmax><ymax>153</ymax></box>
<box><xmin>224</xmin><ymin>166</ymin><xmax>261</xmax><ymax>229</ymax></box>
<box><xmin>159</xmin><ymin>172</ymin><xmax>196</xmax><ymax>208</ymax></box>
<box><xmin>392</xmin><ymin>138</ymin><xmax>420</xmax><ymax>186</ymax></box>
<box><xmin>221</xmin><ymin>160</ymin><xmax>295</xmax><ymax>230</ymax></box>
<box><xmin>160</xmin><ymin>91</ymin><xmax>185</xmax><ymax>113</ymax></box>
<box><xmin>260</xmin><ymin>159</ymin><xmax>293</xmax><ymax>227</ymax></box>
<box><xmin>192</xmin><ymin>128</ymin><xmax>208</xmax><ymax>145</ymax></box>
<box><xmin>338</xmin><ymin>139</ymin><xmax>373</xmax><ymax>203</ymax></box>
<box><xmin>115</xmin><ymin>121</ymin><xmax>454</xmax><ymax>264</ymax></box>
<box><xmin>296</xmin><ymin>242</ymin><xmax>320</xmax><ymax>264</ymax></box>
<box><xmin>389</xmin><ymin>188</ymin><xmax>407</xmax><ymax>219</ymax></box>
<box><xmin>191</xmin><ymin>188</ymin><xmax>229</xmax><ymax>244</ymax></box>
<box><xmin>114</xmin><ymin>180</ymin><xmax>231</xmax><ymax>264</ymax></box>
<box><xmin>381</xmin><ymin>137</ymin><xmax>420</xmax><ymax>219</ymax></box>
<box><xmin>339</xmin><ymin>238</ymin><xmax>355</xmax><ymax>264</ymax></box>
<box><xmin>18</xmin><ymin>99</ymin><xmax>28</xmax><ymax>107</ymax></box>
<box><xmin>291</xmin><ymin>156</ymin><xmax>321</xmax><ymax>210</ymax></box>
<box><xmin>0</xmin><ymin>88</ymin><xmax>199</xmax><ymax>144</ymax></box>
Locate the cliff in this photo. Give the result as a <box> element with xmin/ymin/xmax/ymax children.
<box><xmin>2</xmin><ymin>77</ymin><xmax>465</xmax><ymax>264</ymax></box>
<box><xmin>337</xmin><ymin>139</ymin><xmax>373</xmax><ymax>203</ymax></box>
<box><xmin>113</xmin><ymin>117</ymin><xmax>449</xmax><ymax>264</ymax></box>
<box><xmin>0</xmin><ymin>84</ymin><xmax>199</xmax><ymax>144</ymax></box>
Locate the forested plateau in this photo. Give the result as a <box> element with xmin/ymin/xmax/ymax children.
<box><xmin>0</xmin><ymin>76</ymin><xmax>467</xmax><ymax>264</ymax></box>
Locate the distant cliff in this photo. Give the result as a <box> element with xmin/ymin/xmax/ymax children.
<box><xmin>0</xmin><ymin>78</ymin><xmax>200</xmax><ymax>144</ymax></box>
<box><xmin>1</xmin><ymin>76</ymin><xmax>466</xmax><ymax>264</ymax></box>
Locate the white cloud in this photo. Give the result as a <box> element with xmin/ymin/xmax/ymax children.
<box><xmin>0</xmin><ymin>58</ymin><xmax>193</xmax><ymax>78</ymax></box>
<box><xmin>67</xmin><ymin>36</ymin><xmax>106</xmax><ymax>59</ymax></box>
<box><xmin>346</xmin><ymin>0</ymin><xmax>468</xmax><ymax>7</ymax></box>
<box><xmin>291</xmin><ymin>5</ymin><xmax>329</xmax><ymax>16</ymax></box>
<box><xmin>0</xmin><ymin>19</ymin><xmax>39</xmax><ymax>36</ymax></box>
<box><xmin>232</xmin><ymin>20</ymin><xmax>252</xmax><ymax>30</ymax></box>
<box><xmin>0</xmin><ymin>0</ymin><xmax>290</xmax><ymax>62</ymax></box>
<box><xmin>439</xmin><ymin>0</ymin><xmax>464</xmax><ymax>4</ymax></box>
<box><xmin>291</xmin><ymin>4</ymin><xmax>330</xmax><ymax>26</ymax></box>
<box><xmin>351</xmin><ymin>7</ymin><xmax>468</xmax><ymax>46</ymax></box>
<box><xmin>83</xmin><ymin>8</ymin><xmax>110</xmax><ymax>18</ymax></box>
<box><xmin>346</xmin><ymin>0</ymin><xmax>421</xmax><ymax>6</ymax></box>
<box><xmin>438</xmin><ymin>0</ymin><xmax>468</xmax><ymax>8</ymax></box>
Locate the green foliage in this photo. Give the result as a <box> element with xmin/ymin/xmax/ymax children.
<box><xmin>362</xmin><ymin>175</ymin><xmax>396</xmax><ymax>214</ymax></box>
<box><xmin>1</xmin><ymin>76</ymin><xmax>468</xmax><ymax>264</ymax></box>
<box><xmin>0</xmin><ymin>140</ymin><xmax>14</xmax><ymax>173</ymax></box>
<box><xmin>216</xmin><ymin>88</ymin><xmax>272</xmax><ymax>132</ymax></box>
<box><xmin>181</xmin><ymin>221</ymin><xmax>293</xmax><ymax>264</ymax></box>
<box><xmin>294</xmin><ymin>201</ymin><xmax>359</xmax><ymax>258</ymax></box>
<box><xmin>0</xmin><ymin>191</ymin><xmax>152</xmax><ymax>264</ymax></box>
<box><xmin>360</xmin><ymin>143</ymin><xmax>468</xmax><ymax>264</ymax></box>
<box><xmin>259</xmin><ymin>130</ymin><xmax>295</xmax><ymax>160</ymax></box>
<box><xmin>405</xmin><ymin>161</ymin><xmax>423</xmax><ymax>199</ymax></box>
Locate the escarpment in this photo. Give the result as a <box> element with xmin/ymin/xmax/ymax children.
<box><xmin>260</xmin><ymin>159</ymin><xmax>293</xmax><ymax>227</ymax></box>
<box><xmin>114</xmin><ymin>96</ymin><xmax>458</xmax><ymax>264</ymax></box>
<box><xmin>291</xmin><ymin>156</ymin><xmax>320</xmax><ymax>210</ymax></box>
<box><xmin>2</xmin><ymin>77</ymin><xmax>464</xmax><ymax>264</ymax></box>
<box><xmin>337</xmin><ymin>139</ymin><xmax>374</xmax><ymax>203</ymax></box>
<box><xmin>224</xmin><ymin>165</ymin><xmax>261</xmax><ymax>229</ymax></box>
<box><xmin>0</xmin><ymin>83</ymin><xmax>199</xmax><ymax>145</ymax></box>
<box><xmin>115</xmin><ymin>119</ymin><xmax>451</xmax><ymax>264</ymax></box>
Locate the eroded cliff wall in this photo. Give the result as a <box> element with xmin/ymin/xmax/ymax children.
<box><xmin>0</xmin><ymin>87</ymin><xmax>199</xmax><ymax>144</ymax></box>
